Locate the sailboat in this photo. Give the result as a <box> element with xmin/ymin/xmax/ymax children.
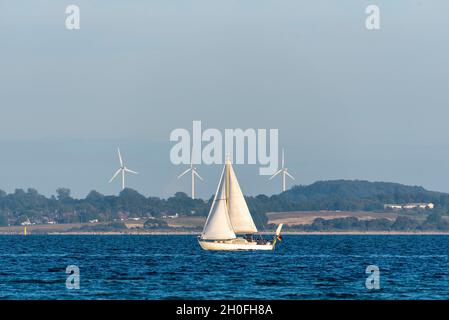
<box><xmin>198</xmin><ymin>158</ymin><xmax>283</xmax><ymax>251</ymax></box>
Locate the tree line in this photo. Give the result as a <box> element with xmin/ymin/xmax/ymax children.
<box><xmin>1</xmin><ymin>179</ymin><xmax>449</xmax><ymax>227</ymax></box>
<box><xmin>281</xmin><ymin>213</ymin><xmax>449</xmax><ymax>232</ymax></box>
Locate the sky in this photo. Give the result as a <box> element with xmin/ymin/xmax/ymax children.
<box><xmin>0</xmin><ymin>1</ymin><xmax>448</xmax><ymax>199</ymax></box>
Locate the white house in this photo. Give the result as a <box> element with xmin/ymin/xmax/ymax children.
<box><xmin>384</xmin><ymin>203</ymin><xmax>434</xmax><ymax>210</ymax></box>
<box><xmin>384</xmin><ymin>204</ymin><xmax>402</xmax><ymax>210</ymax></box>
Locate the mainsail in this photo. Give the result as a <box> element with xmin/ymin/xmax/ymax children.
<box><xmin>226</xmin><ymin>161</ymin><xmax>258</xmax><ymax>234</ymax></box>
<box><xmin>201</xmin><ymin>165</ymin><xmax>236</xmax><ymax>240</ymax></box>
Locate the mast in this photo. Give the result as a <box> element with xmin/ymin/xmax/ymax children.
<box><xmin>226</xmin><ymin>158</ymin><xmax>230</xmax><ymax>211</ymax></box>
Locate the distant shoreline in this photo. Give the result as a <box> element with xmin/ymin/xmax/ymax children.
<box><xmin>2</xmin><ymin>231</ymin><xmax>449</xmax><ymax>235</ymax></box>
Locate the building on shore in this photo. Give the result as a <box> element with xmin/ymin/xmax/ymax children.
<box><xmin>384</xmin><ymin>203</ymin><xmax>434</xmax><ymax>210</ymax></box>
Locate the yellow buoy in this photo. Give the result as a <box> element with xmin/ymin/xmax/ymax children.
<box><xmin>24</xmin><ymin>226</ymin><xmax>27</xmax><ymax>236</ymax></box>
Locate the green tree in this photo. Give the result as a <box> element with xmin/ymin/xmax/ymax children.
<box><xmin>0</xmin><ymin>212</ymin><xmax>9</xmax><ymax>226</ymax></box>
<box><xmin>56</xmin><ymin>188</ymin><xmax>72</xmax><ymax>201</ymax></box>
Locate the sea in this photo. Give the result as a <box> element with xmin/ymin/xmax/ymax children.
<box><xmin>0</xmin><ymin>235</ymin><xmax>448</xmax><ymax>300</ymax></box>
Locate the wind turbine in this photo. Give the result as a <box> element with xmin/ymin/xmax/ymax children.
<box><xmin>109</xmin><ymin>148</ymin><xmax>138</xmax><ymax>190</ymax></box>
<box><xmin>177</xmin><ymin>159</ymin><xmax>203</xmax><ymax>199</ymax></box>
<box><xmin>269</xmin><ymin>149</ymin><xmax>295</xmax><ymax>192</ymax></box>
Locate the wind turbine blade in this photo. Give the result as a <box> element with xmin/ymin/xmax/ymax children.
<box><xmin>177</xmin><ymin>168</ymin><xmax>191</xmax><ymax>179</ymax></box>
<box><xmin>269</xmin><ymin>169</ymin><xmax>283</xmax><ymax>180</ymax></box>
<box><xmin>124</xmin><ymin>168</ymin><xmax>138</xmax><ymax>174</ymax></box>
<box><xmin>117</xmin><ymin>148</ymin><xmax>123</xmax><ymax>167</ymax></box>
<box><xmin>194</xmin><ymin>170</ymin><xmax>203</xmax><ymax>181</ymax></box>
<box><xmin>285</xmin><ymin>171</ymin><xmax>295</xmax><ymax>180</ymax></box>
<box><xmin>109</xmin><ymin>169</ymin><xmax>121</xmax><ymax>183</ymax></box>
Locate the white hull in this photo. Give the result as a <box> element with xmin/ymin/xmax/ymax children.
<box><xmin>198</xmin><ymin>237</ymin><xmax>274</xmax><ymax>251</ymax></box>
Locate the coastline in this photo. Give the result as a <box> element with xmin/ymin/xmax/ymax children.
<box><xmin>2</xmin><ymin>231</ymin><xmax>449</xmax><ymax>235</ymax></box>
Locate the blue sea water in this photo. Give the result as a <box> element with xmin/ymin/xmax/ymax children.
<box><xmin>0</xmin><ymin>235</ymin><xmax>448</xmax><ymax>300</ymax></box>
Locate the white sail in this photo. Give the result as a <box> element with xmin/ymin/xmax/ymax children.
<box><xmin>201</xmin><ymin>165</ymin><xmax>236</xmax><ymax>240</ymax></box>
<box><xmin>226</xmin><ymin>161</ymin><xmax>258</xmax><ymax>234</ymax></box>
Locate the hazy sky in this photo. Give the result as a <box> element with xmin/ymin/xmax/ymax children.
<box><xmin>1</xmin><ymin>1</ymin><xmax>448</xmax><ymax>198</ymax></box>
